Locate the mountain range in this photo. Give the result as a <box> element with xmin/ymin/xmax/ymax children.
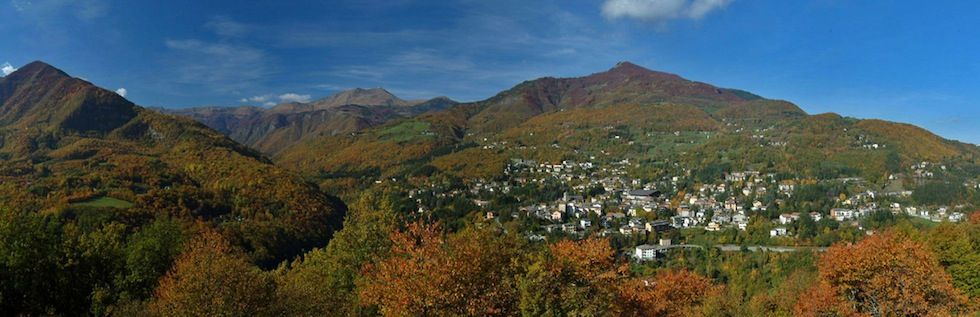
<box><xmin>164</xmin><ymin>88</ymin><xmax>456</xmax><ymax>154</ymax></box>
<box><xmin>264</xmin><ymin>62</ymin><xmax>978</xmax><ymax>194</ymax></box>
<box><xmin>4</xmin><ymin>60</ymin><xmax>976</xmax><ymax>230</ymax></box>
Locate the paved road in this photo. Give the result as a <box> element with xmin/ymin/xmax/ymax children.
<box><xmin>715</xmin><ymin>244</ymin><xmax>828</xmax><ymax>252</ymax></box>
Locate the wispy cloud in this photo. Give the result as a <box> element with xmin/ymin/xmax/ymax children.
<box><xmin>154</xmin><ymin>1</ymin><xmax>637</xmax><ymax>103</ymax></box>
<box><xmin>205</xmin><ymin>16</ymin><xmax>249</xmax><ymax>38</ymax></box>
<box><xmin>388</xmin><ymin>49</ymin><xmax>476</xmax><ymax>72</ymax></box>
<box><xmin>159</xmin><ymin>15</ymin><xmax>273</xmax><ymax>96</ymax></box>
<box><xmin>327</xmin><ymin>66</ymin><xmax>386</xmax><ymax>81</ymax></box>
<box><xmin>11</xmin><ymin>0</ymin><xmax>108</xmax><ymax>21</ymax></box>
<box><xmin>314</xmin><ymin>83</ymin><xmax>348</xmax><ymax>91</ymax></box>
<box><xmin>1</xmin><ymin>62</ymin><xmax>17</xmax><ymax>76</ymax></box>
<box><xmin>290</xmin><ymin>2</ymin><xmax>633</xmax><ymax>101</ymax></box>
<box><xmin>275</xmin><ymin>29</ymin><xmax>440</xmax><ymax>49</ymax></box>
<box><xmin>163</xmin><ymin>39</ymin><xmax>270</xmax><ymax>92</ymax></box>
<box><xmin>601</xmin><ymin>0</ymin><xmax>731</xmax><ymax>23</ymax></box>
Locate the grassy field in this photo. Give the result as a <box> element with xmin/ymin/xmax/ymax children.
<box><xmin>378</xmin><ymin>120</ymin><xmax>433</xmax><ymax>143</ymax></box>
<box><xmin>72</xmin><ymin>197</ymin><xmax>134</xmax><ymax>209</ymax></box>
<box><xmin>904</xmin><ymin>216</ymin><xmax>941</xmax><ymax>229</ymax></box>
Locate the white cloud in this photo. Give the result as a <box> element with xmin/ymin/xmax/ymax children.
<box><xmin>239</xmin><ymin>93</ymin><xmax>312</xmax><ymax>105</ymax></box>
<box><xmin>278</xmin><ymin>93</ymin><xmax>312</xmax><ymax>103</ymax></box>
<box><xmin>205</xmin><ymin>16</ymin><xmax>248</xmax><ymax>38</ymax></box>
<box><xmin>1</xmin><ymin>62</ymin><xmax>17</xmax><ymax>76</ymax></box>
<box><xmin>241</xmin><ymin>95</ymin><xmax>272</xmax><ymax>103</ymax></box>
<box><xmin>686</xmin><ymin>0</ymin><xmax>731</xmax><ymax>19</ymax></box>
<box><xmin>115</xmin><ymin>88</ymin><xmax>127</xmax><ymax>97</ymax></box>
<box><xmin>601</xmin><ymin>0</ymin><xmax>731</xmax><ymax>23</ymax></box>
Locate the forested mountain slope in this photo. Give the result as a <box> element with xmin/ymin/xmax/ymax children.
<box><xmin>274</xmin><ymin>62</ymin><xmax>979</xmax><ymax>194</ymax></box>
<box><xmin>0</xmin><ymin>61</ymin><xmax>346</xmax><ymax>267</ymax></box>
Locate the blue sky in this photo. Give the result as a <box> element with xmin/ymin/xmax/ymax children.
<box><xmin>1</xmin><ymin>0</ymin><xmax>979</xmax><ymax>144</ymax></box>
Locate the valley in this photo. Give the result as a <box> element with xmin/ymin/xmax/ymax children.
<box><xmin>1</xmin><ymin>60</ymin><xmax>977</xmax><ymax>316</ymax></box>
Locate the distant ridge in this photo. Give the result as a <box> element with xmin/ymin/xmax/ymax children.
<box><xmin>165</xmin><ymin>88</ymin><xmax>457</xmax><ymax>154</ymax></box>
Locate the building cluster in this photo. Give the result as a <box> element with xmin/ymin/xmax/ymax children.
<box><xmin>406</xmin><ymin>156</ymin><xmax>970</xmax><ymax>244</ymax></box>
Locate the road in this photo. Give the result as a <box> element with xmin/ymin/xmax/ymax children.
<box><xmin>714</xmin><ymin>244</ymin><xmax>828</xmax><ymax>252</ymax></box>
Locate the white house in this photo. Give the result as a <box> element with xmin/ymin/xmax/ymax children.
<box><xmin>949</xmin><ymin>212</ymin><xmax>966</xmax><ymax>222</ymax></box>
<box><xmin>831</xmin><ymin>208</ymin><xmax>856</xmax><ymax>221</ymax></box>
<box><xmin>634</xmin><ymin>245</ymin><xmax>659</xmax><ymax>261</ymax></box>
<box><xmin>779</xmin><ymin>213</ymin><xmax>800</xmax><ymax>225</ymax></box>
<box><xmin>770</xmin><ymin>227</ymin><xmax>788</xmax><ymax>237</ymax></box>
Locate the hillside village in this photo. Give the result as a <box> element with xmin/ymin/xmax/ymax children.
<box><xmin>396</xmin><ymin>154</ymin><xmax>969</xmax><ymax>260</ymax></box>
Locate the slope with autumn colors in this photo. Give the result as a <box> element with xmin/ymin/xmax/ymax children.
<box><xmin>0</xmin><ymin>61</ymin><xmax>346</xmax><ymax>266</ymax></box>
<box><xmin>466</xmin><ymin>61</ymin><xmax>772</xmax><ymax>133</ymax></box>
<box><xmin>275</xmin><ymin>62</ymin><xmax>979</xmax><ymax>193</ymax></box>
<box><xmin>165</xmin><ymin>88</ymin><xmax>456</xmax><ymax>154</ymax></box>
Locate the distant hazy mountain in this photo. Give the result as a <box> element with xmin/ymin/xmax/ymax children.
<box><xmin>0</xmin><ymin>61</ymin><xmax>346</xmax><ymax>266</ymax></box>
<box><xmin>164</xmin><ymin>88</ymin><xmax>456</xmax><ymax>154</ymax></box>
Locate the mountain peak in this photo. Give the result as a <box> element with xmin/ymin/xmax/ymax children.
<box><xmin>612</xmin><ymin>61</ymin><xmax>644</xmax><ymax>70</ymax></box>
<box><xmin>604</xmin><ymin>61</ymin><xmax>679</xmax><ymax>79</ymax></box>
<box><xmin>4</xmin><ymin>61</ymin><xmax>71</xmax><ymax>81</ymax></box>
<box><xmin>353</xmin><ymin>87</ymin><xmax>390</xmax><ymax>93</ymax></box>
<box><xmin>345</xmin><ymin>87</ymin><xmax>397</xmax><ymax>98</ymax></box>
<box><xmin>311</xmin><ymin>87</ymin><xmax>410</xmax><ymax>108</ymax></box>
<box><xmin>0</xmin><ymin>61</ymin><xmax>137</xmax><ymax>133</ymax></box>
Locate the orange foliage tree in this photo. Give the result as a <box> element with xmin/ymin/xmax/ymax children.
<box><xmin>515</xmin><ymin>237</ymin><xmax>627</xmax><ymax>315</ymax></box>
<box><xmin>148</xmin><ymin>230</ymin><xmax>277</xmax><ymax>316</ymax></box>
<box><xmin>802</xmin><ymin>232</ymin><xmax>968</xmax><ymax>316</ymax></box>
<box><xmin>358</xmin><ymin>222</ymin><xmax>520</xmax><ymax>316</ymax></box>
<box><xmin>360</xmin><ymin>224</ymin><xmax>723</xmax><ymax>316</ymax></box>
<box><xmin>617</xmin><ymin>270</ymin><xmax>720</xmax><ymax>317</ymax></box>
<box><xmin>793</xmin><ymin>282</ymin><xmax>860</xmax><ymax>317</ymax></box>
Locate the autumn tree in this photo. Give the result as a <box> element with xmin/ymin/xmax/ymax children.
<box><xmin>358</xmin><ymin>222</ymin><xmax>521</xmax><ymax>316</ymax></box>
<box><xmin>793</xmin><ymin>282</ymin><xmax>860</xmax><ymax>317</ymax></box>
<box><xmin>516</xmin><ymin>237</ymin><xmax>623</xmax><ymax>316</ymax></box>
<box><xmin>807</xmin><ymin>232</ymin><xmax>969</xmax><ymax>316</ymax></box>
<box><xmin>616</xmin><ymin>270</ymin><xmax>720</xmax><ymax>317</ymax></box>
<box><xmin>148</xmin><ymin>229</ymin><xmax>277</xmax><ymax>316</ymax></box>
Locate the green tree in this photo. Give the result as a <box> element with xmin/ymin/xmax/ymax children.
<box><xmin>117</xmin><ymin>218</ymin><xmax>186</xmax><ymax>301</ymax></box>
<box><xmin>277</xmin><ymin>192</ymin><xmax>398</xmax><ymax>316</ymax></box>
<box><xmin>928</xmin><ymin>222</ymin><xmax>980</xmax><ymax>298</ymax></box>
<box><xmin>0</xmin><ymin>210</ymin><xmax>70</xmax><ymax>314</ymax></box>
<box><xmin>797</xmin><ymin>212</ymin><xmax>817</xmax><ymax>239</ymax></box>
